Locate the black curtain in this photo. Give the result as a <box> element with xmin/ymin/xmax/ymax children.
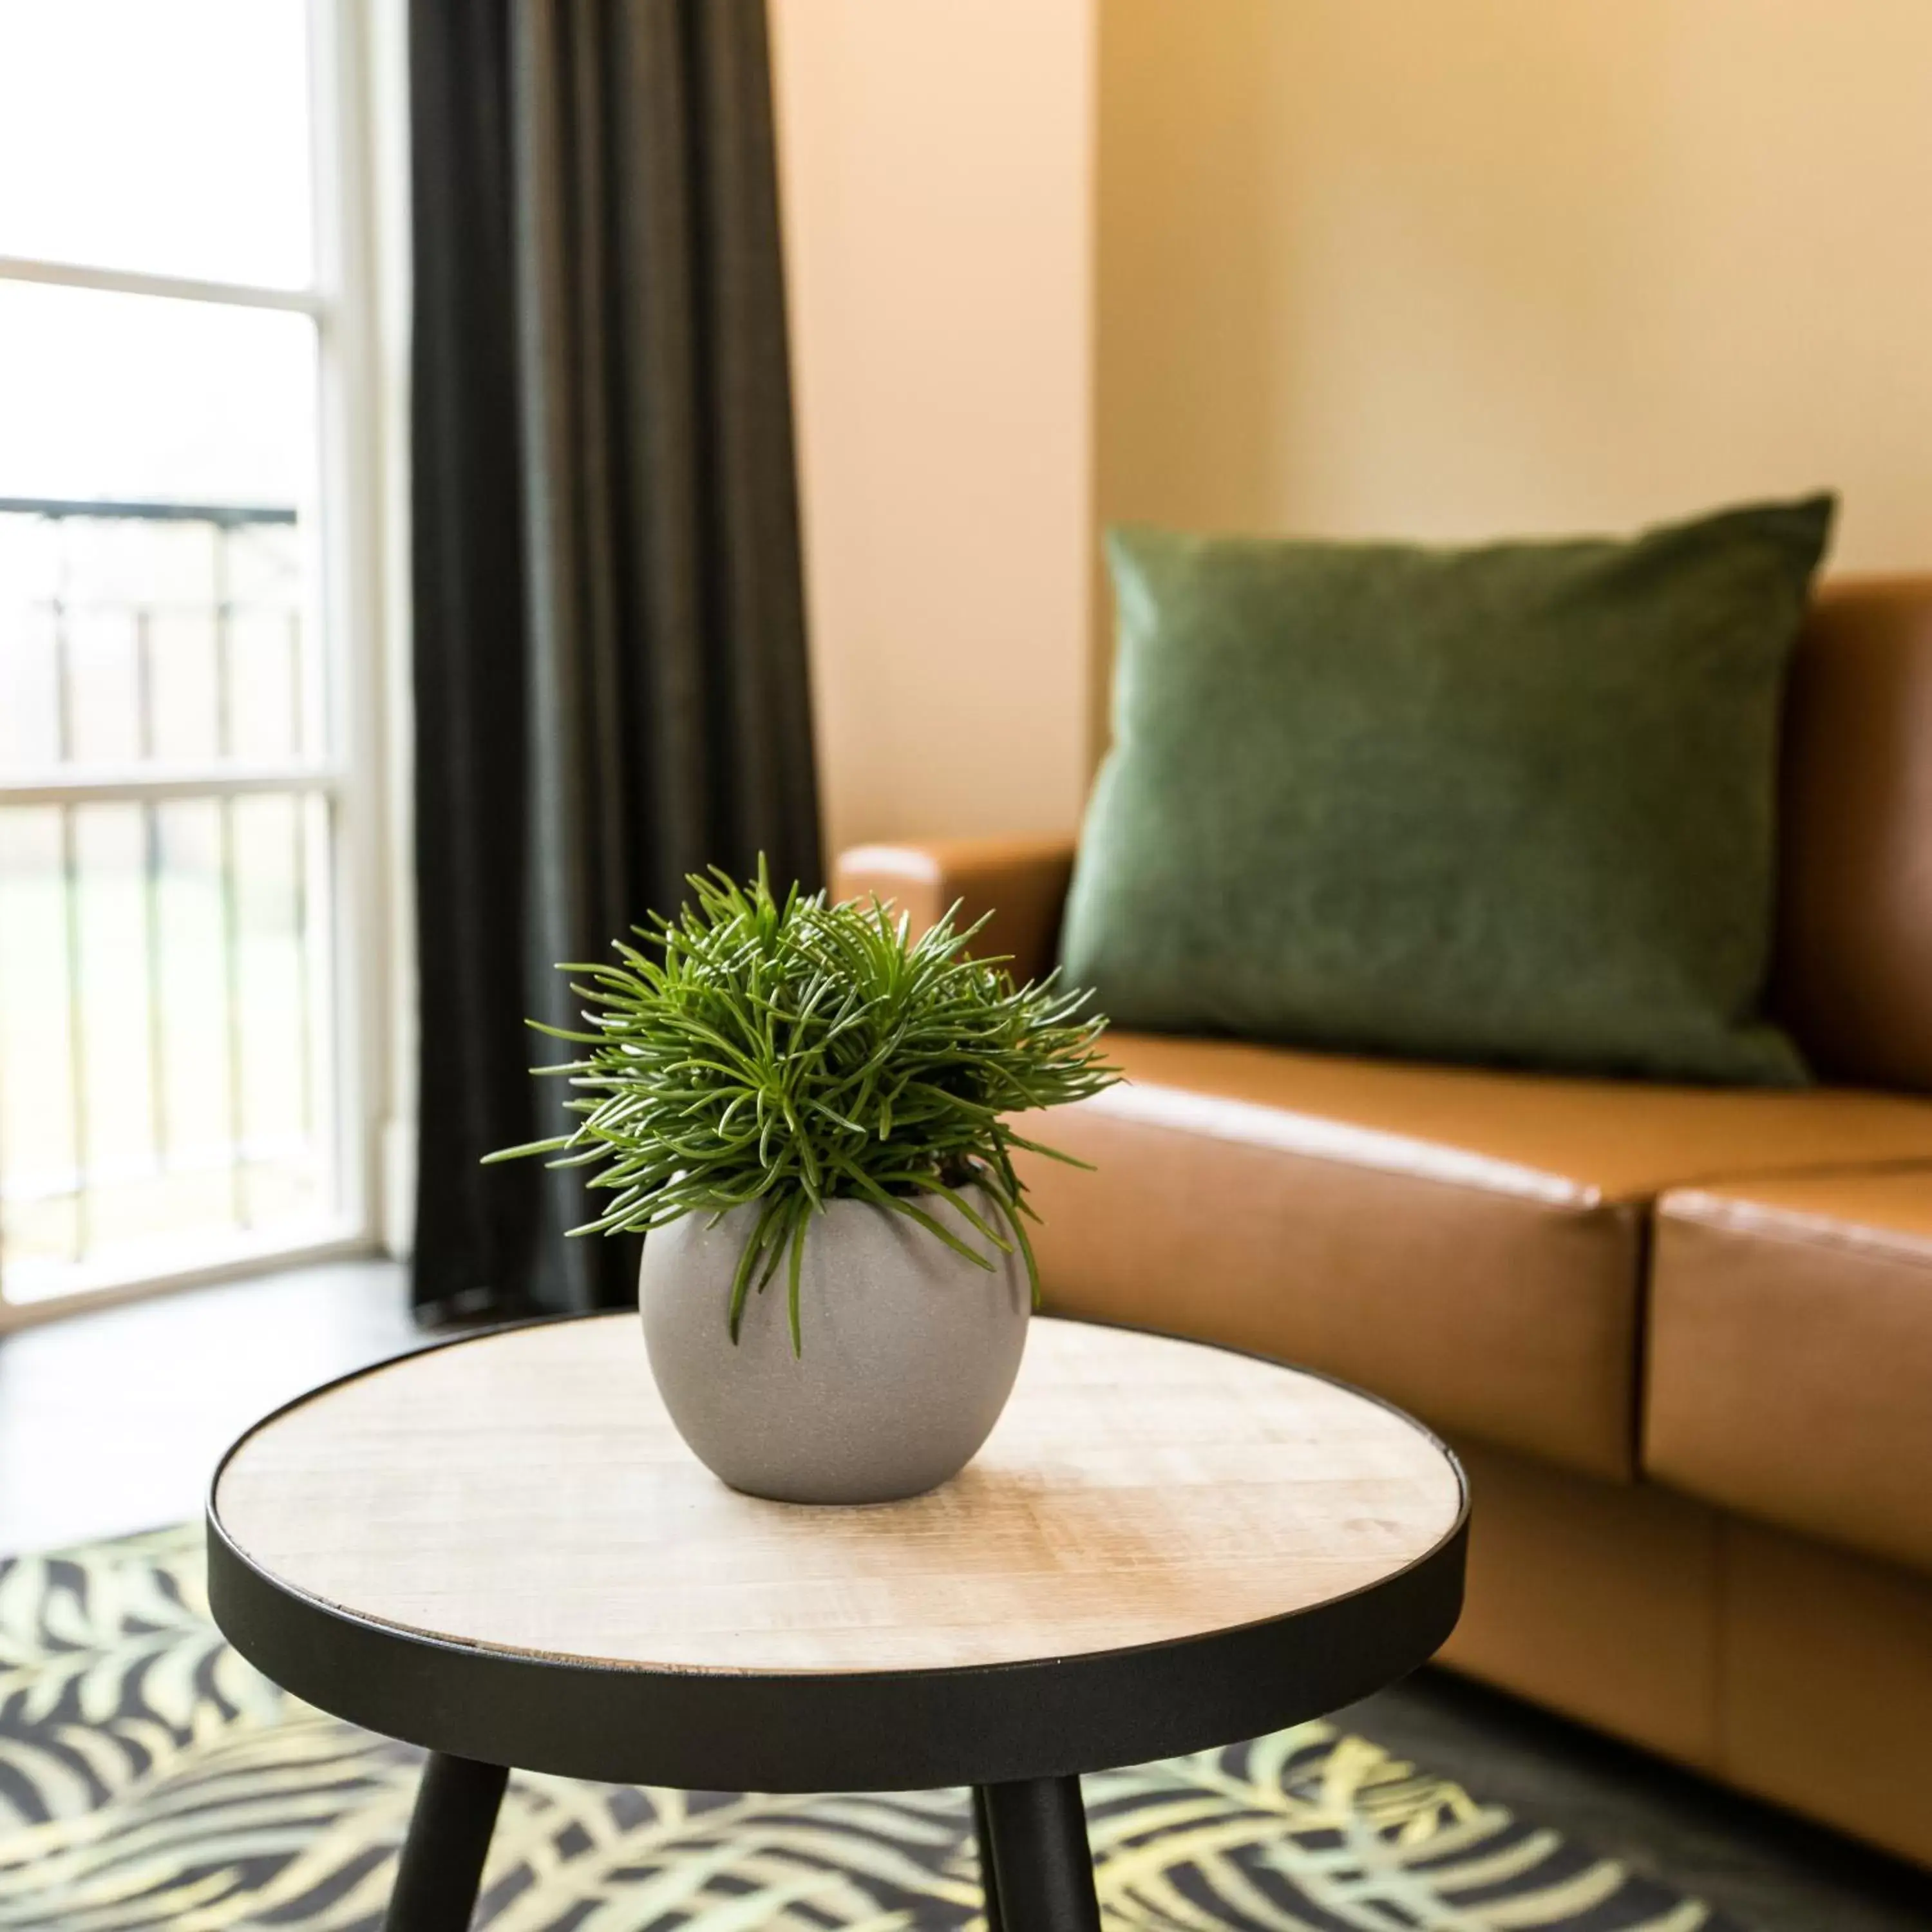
<box><xmin>409</xmin><ymin>0</ymin><xmax>822</xmax><ymax>1321</ymax></box>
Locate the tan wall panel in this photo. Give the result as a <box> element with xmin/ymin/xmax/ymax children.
<box><xmin>771</xmin><ymin>0</ymin><xmax>1096</xmax><ymax>858</ymax></box>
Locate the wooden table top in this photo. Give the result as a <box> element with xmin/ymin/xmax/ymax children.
<box><xmin>212</xmin><ymin>1314</ymin><xmax>1463</xmax><ymax>1678</ymax></box>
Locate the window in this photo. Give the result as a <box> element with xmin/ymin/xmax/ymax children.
<box><xmin>0</xmin><ymin>1</ymin><xmax>393</xmax><ymax>1311</ymax></box>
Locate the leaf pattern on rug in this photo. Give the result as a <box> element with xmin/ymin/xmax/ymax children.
<box><xmin>0</xmin><ymin>1526</ymin><xmax>1735</xmax><ymax>1931</ymax></box>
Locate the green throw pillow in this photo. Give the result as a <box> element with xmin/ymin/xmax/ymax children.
<box><xmin>1061</xmin><ymin>497</ymin><xmax>1835</xmax><ymax>1085</ymax></box>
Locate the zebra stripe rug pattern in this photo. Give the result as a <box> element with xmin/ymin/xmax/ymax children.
<box><xmin>1</xmin><ymin>1526</ymin><xmax>1736</xmax><ymax>1931</ymax></box>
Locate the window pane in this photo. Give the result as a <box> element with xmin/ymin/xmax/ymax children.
<box><xmin>0</xmin><ymin>0</ymin><xmax>349</xmax><ymax>1307</ymax></box>
<box><xmin>0</xmin><ymin>794</ymin><xmax>337</xmax><ymax>1301</ymax></box>
<box><xmin>0</xmin><ymin>0</ymin><xmax>313</xmax><ymax>289</ymax></box>
<box><xmin>0</xmin><ymin>281</ymin><xmax>322</xmax><ymax>779</ymax></box>
<box><xmin>0</xmin><ymin>512</ymin><xmax>314</xmax><ymax>775</ymax></box>
<box><xmin>0</xmin><ymin>807</ymin><xmax>78</xmax><ymax>1271</ymax></box>
<box><xmin>0</xmin><ymin>280</ymin><xmax>317</xmax><ymax>507</ymax></box>
<box><xmin>0</xmin><ymin>288</ymin><xmax>337</xmax><ymax>1299</ymax></box>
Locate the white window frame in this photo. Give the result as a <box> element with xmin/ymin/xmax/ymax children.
<box><xmin>0</xmin><ymin>0</ymin><xmax>412</xmax><ymax>1329</ymax></box>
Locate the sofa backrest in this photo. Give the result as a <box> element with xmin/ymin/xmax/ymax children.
<box><xmin>1773</xmin><ymin>576</ymin><xmax>1932</xmax><ymax>1091</ymax></box>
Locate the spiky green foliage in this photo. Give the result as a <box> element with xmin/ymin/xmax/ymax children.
<box><xmin>488</xmin><ymin>863</ymin><xmax>1119</xmax><ymax>1350</ymax></box>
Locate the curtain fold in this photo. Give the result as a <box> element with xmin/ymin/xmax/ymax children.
<box><xmin>410</xmin><ymin>0</ymin><xmax>822</xmax><ymax>1321</ymax></box>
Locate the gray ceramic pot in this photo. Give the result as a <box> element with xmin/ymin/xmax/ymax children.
<box><xmin>639</xmin><ymin>1187</ymin><xmax>1030</xmax><ymax>1504</ymax></box>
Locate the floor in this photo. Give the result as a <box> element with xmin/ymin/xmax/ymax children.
<box><xmin>1338</xmin><ymin>1678</ymin><xmax>1932</xmax><ymax>1932</ymax></box>
<box><xmin>0</xmin><ymin>1260</ymin><xmax>423</xmax><ymax>1553</ymax></box>
<box><xmin>5</xmin><ymin>1264</ymin><xmax>1931</xmax><ymax>1932</ymax></box>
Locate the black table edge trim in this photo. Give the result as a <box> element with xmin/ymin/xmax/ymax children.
<box><xmin>204</xmin><ymin>1312</ymin><xmax>1468</xmax><ymax>1792</ymax></box>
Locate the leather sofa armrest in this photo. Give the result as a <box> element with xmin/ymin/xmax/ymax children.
<box><xmin>831</xmin><ymin>836</ymin><xmax>1077</xmax><ymax>985</ymax></box>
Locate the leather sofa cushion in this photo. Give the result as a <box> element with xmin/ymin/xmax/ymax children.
<box><xmin>1647</xmin><ymin>1170</ymin><xmax>1932</xmax><ymax>1574</ymax></box>
<box><xmin>1774</xmin><ymin>578</ymin><xmax>1932</xmax><ymax>1090</ymax></box>
<box><xmin>835</xmin><ymin>836</ymin><xmax>1073</xmax><ymax>989</ymax></box>
<box><xmin>1022</xmin><ymin>1034</ymin><xmax>1932</xmax><ymax>1480</ymax></box>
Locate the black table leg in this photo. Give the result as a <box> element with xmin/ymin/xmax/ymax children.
<box><xmin>975</xmin><ymin>1776</ymin><xmax>1100</xmax><ymax>1932</ymax></box>
<box><xmin>971</xmin><ymin>1784</ymin><xmax>1007</xmax><ymax>1931</ymax></box>
<box><xmin>383</xmin><ymin>1752</ymin><xmax>509</xmax><ymax>1932</ymax></box>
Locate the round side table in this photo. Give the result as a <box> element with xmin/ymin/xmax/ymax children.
<box><xmin>207</xmin><ymin>1315</ymin><xmax>1465</xmax><ymax>1931</ymax></box>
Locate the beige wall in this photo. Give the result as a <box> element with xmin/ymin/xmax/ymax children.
<box><xmin>1097</xmin><ymin>0</ymin><xmax>1932</xmax><ymax>556</ymax></box>
<box><xmin>1097</xmin><ymin>0</ymin><xmax>1932</xmax><ymax>749</ymax></box>
<box><xmin>771</xmin><ymin>0</ymin><xmax>1095</xmax><ymax>860</ymax></box>
<box><xmin>778</xmin><ymin>1</ymin><xmax>1932</xmax><ymax>844</ymax></box>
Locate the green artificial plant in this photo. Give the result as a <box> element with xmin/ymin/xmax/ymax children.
<box><xmin>489</xmin><ymin>863</ymin><xmax>1119</xmax><ymax>1351</ymax></box>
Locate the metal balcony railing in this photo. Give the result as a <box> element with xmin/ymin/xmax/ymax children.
<box><xmin>0</xmin><ymin>497</ymin><xmax>341</xmax><ymax>1303</ymax></box>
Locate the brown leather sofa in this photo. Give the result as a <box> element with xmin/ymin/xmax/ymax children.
<box><xmin>833</xmin><ymin>577</ymin><xmax>1932</xmax><ymax>1866</ymax></box>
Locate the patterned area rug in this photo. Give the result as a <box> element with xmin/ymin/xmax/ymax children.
<box><xmin>0</xmin><ymin>1526</ymin><xmax>1737</xmax><ymax>1931</ymax></box>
